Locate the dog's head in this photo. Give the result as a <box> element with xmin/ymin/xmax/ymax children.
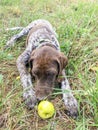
<box><xmin>29</xmin><ymin>46</ymin><xmax>68</xmax><ymax>100</ymax></box>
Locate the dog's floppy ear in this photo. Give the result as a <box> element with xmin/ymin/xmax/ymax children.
<box><xmin>56</xmin><ymin>52</ymin><xmax>68</xmax><ymax>82</ymax></box>
<box><xmin>59</xmin><ymin>52</ymin><xmax>68</xmax><ymax>70</ymax></box>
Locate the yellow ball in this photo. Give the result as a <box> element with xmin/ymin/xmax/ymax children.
<box><xmin>38</xmin><ymin>100</ymin><xmax>55</xmax><ymax>119</ymax></box>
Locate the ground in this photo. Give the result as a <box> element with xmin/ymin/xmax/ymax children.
<box><xmin>0</xmin><ymin>0</ymin><xmax>98</xmax><ymax>130</ymax></box>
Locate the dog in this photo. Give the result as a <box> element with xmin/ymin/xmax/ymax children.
<box><xmin>6</xmin><ymin>19</ymin><xmax>78</xmax><ymax>118</ymax></box>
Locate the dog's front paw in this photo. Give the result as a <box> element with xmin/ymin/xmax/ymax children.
<box><xmin>23</xmin><ymin>90</ymin><xmax>37</xmax><ymax>109</ymax></box>
<box><xmin>64</xmin><ymin>95</ymin><xmax>78</xmax><ymax>119</ymax></box>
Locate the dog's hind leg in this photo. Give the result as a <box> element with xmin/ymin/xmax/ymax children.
<box><xmin>5</xmin><ymin>27</ymin><xmax>30</xmax><ymax>49</ymax></box>
<box><xmin>5</xmin><ymin>21</ymin><xmax>37</xmax><ymax>49</ymax></box>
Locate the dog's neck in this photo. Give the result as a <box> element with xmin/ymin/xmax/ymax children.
<box><xmin>31</xmin><ymin>38</ymin><xmax>59</xmax><ymax>51</ymax></box>
<box><xmin>37</xmin><ymin>39</ymin><xmax>59</xmax><ymax>50</ymax></box>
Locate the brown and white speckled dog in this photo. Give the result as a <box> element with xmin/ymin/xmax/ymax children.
<box><xmin>6</xmin><ymin>19</ymin><xmax>78</xmax><ymax>118</ymax></box>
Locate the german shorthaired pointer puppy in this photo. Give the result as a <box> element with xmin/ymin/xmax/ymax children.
<box><xmin>6</xmin><ymin>19</ymin><xmax>78</xmax><ymax>118</ymax></box>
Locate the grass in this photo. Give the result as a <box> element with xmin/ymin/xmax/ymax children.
<box><xmin>0</xmin><ymin>0</ymin><xmax>98</xmax><ymax>129</ymax></box>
